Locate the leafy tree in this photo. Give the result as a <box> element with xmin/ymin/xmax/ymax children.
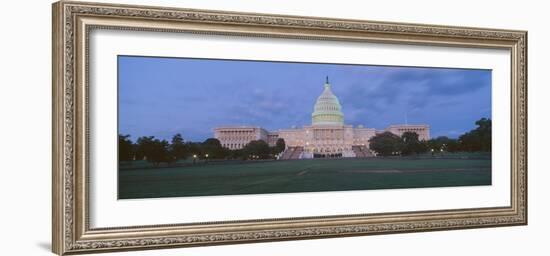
<box><xmin>243</xmin><ymin>140</ymin><xmax>271</xmax><ymax>159</ymax></box>
<box><xmin>401</xmin><ymin>132</ymin><xmax>427</xmax><ymax>155</ymax></box>
<box><xmin>202</xmin><ymin>138</ymin><xmax>226</xmax><ymax>159</ymax></box>
<box><xmin>136</xmin><ymin>136</ymin><xmax>173</xmax><ymax>165</ymax></box>
<box><xmin>136</xmin><ymin>136</ymin><xmax>155</xmax><ymax>161</ymax></box>
<box><xmin>270</xmin><ymin>138</ymin><xmax>286</xmax><ymax>155</ymax></box>
<box><xmin>118</xmin><ymin>134</ymin><xmax>134</xmax><ymax>161</ymax></box>
<box><xmin>229</xmin><ymin>148</ymin><xmax>247</xmax><ymax>160</ymax></box>
<box><xmin>369</xmin><ymin>132</ymin><xmax>403</xmax><ymax>156</ymax></box>
<box><xmin>148</xmin><ymin>139</ymin><xmax>173</xmax><ymax>165</ymax></box>
<box><xmin>424</xmin><ymin>118</ymin><xmax>491</xmax><ymax>153</ymax></box>
<box><xmin>445</xmin><ymin>139</ymin><xmax>461</xmax><ymax>152</ymax></box>
<box><xmin>186</xmin><ymin>142</ymin><xmax>203</xmax><ymax>157</ymax></box>
<box><xmin>459</xmin><ymin>118</ymin><xmax>492</xmax><ymax>152</ymax></box>
<box><xmin>427</xmin><ymin>136</ymin><xmax>459</xmax><ymax>153</ymax></box>
<box><xmin>275</xmin><ymin>138</ymin><xmax>286</xmax><ymax>154</ymax></box>
<box><xmin>475</xmin><ymin>117</ymin><xmax>492</xmax><ymax>151</ymax></box>
<box><xmin>170</xmin><ymin>133</ymin><xmax>188</xmax><ymax>159</ymax></box>
<box><xmin>203</xmin><ymin>138</ymin><xmax>222</xmax><ymax>147</ymax></box>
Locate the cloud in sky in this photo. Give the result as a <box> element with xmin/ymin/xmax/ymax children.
<box><xmin>118</xmin><ymin>56</ymin><xmax>491</xmax><ymax>142</ymax></box>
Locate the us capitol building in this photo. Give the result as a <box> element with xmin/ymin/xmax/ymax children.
<box><xmin>214</xmin><ymin>78</ymin><xmax>430</xmax><ymax>159</ymax></box>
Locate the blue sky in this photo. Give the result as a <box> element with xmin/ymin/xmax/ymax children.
<box><xmin>118</xmin><ymin>56</ymin><xmax>491</xmax><ymax>142</ymax></box>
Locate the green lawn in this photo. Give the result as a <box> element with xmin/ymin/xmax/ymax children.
<box><xmin>118</xmin><ymin>157</ymin><xmax>491</xmax><ymax>199</ymax></box>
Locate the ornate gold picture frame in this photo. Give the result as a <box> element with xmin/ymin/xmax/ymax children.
<box><xmin>52</xmin><ymin>1</ymin><xmax>527</xmax><ymax>255</ymax></box>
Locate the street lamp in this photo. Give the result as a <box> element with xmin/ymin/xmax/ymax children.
<box><xmin>193</xmin><ymin>154</ymin><xmax>197</xmax><ymax>164</ymax></box>
<box><xmin>205</xmin><ymin>154</ymin><xmax>209</xmax><ymax>163</ymax></box>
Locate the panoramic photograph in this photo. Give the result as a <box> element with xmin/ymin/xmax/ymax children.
<box><xmin>117</xmin><ymin>56</ymin><xmax>492</xmax><ymax>199</ymax></box>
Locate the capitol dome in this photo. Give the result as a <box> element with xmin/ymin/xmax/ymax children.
<box><xmin>312</xmin><ymin>77</ymin><xmax>344</xmax><ymax>126</ymax></box>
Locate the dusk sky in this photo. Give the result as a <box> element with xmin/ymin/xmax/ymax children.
<box><xmin>118</xmin><ymin>56</ymin><xmax>491</xmax><ymax>142</ymax></box>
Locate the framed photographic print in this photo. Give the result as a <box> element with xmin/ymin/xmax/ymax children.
<box><xmin>52</xmin><ymin>1</ymin><xmax>527</xmax><ymax>255</ymax></box>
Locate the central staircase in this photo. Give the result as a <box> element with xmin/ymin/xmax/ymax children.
<box><xmin>280</xmin><ymin>147</ymin><xmax>304</xmax><ymax>160</ymax></box>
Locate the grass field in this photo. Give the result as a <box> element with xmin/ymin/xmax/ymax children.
<box><xmin>118</xmin><ymin>157</ymin><xmax>491</xmax><ymax>199</ymax></box>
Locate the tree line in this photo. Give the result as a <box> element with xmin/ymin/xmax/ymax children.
<box><xmin>369</xmin><ymin>118</ymin><xmax>492</xmax><ymax>156</ymax></box>
<box><xmin>119</xmin><ymin>118</ymin><xmax>491</xmax><ymax>163</ymax></box>
<box><xmin>119</xmin><ymin>133</ymin><xmax>286</xmax><ymax>165</ymax></box>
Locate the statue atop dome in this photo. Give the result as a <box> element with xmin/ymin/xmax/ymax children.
<box><xmin>311</xmin><ymin>77</ymin><xmax>344</xmax><ymax>126</ymax></box>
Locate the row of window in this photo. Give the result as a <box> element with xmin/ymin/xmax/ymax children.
<box><xmin>316</xmin><ymin>105</ymin><xmax>340</xmax><ymax>111</ymax></box>
<box><xmin>218</xmin><ymin>137</ymin><xmax>255</xmax><ymax>141</ymax></box>
<box><xmin>222</xmin><ymin>143</ymin><xmax>245</xmax><ymax>149</ymax></box>
<box><xmin>313</xmin><ymin>114</ymin><xmax>343</xmax><ymax>120</ymax></box>
<box><xmin>307</xmin><ymin>148</ymin><xmax>350</xmax><ymax>153</ymax></box>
